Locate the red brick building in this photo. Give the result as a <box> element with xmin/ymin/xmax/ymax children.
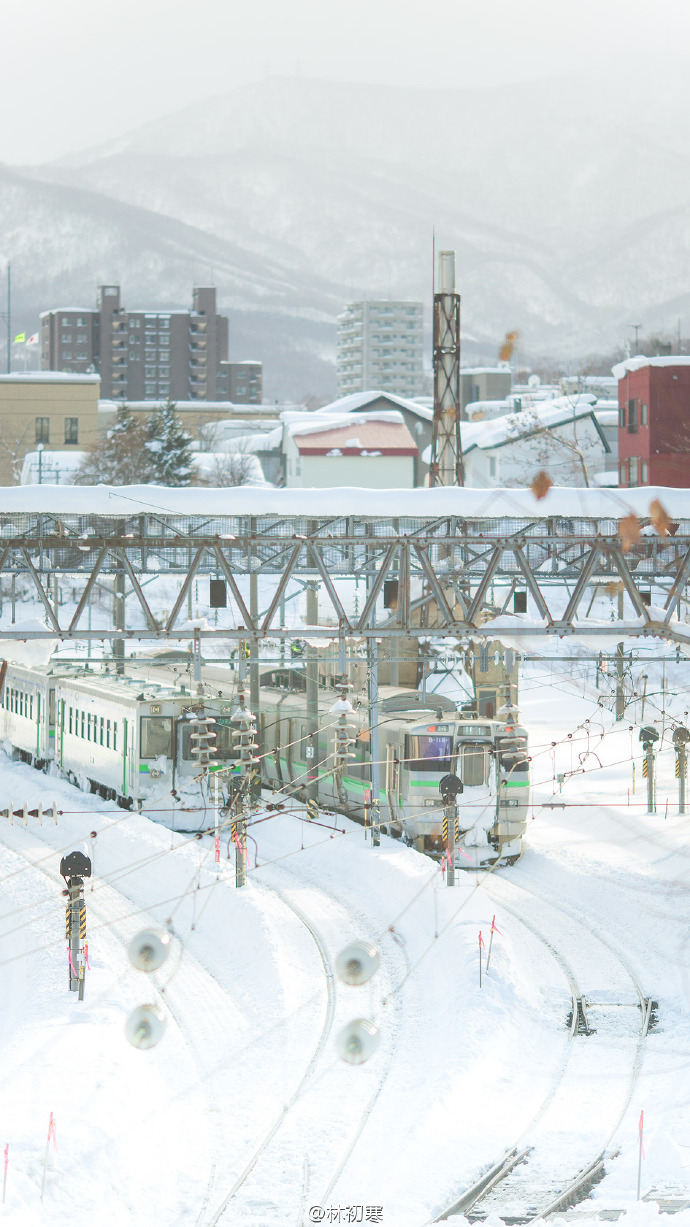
<box><xmin>614</xmin><ymin>357</ymin><xmax>690</xmax><ymax>487</ymax></box>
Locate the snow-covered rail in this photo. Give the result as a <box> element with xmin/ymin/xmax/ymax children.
<box><xmin>435</xmin><ymin>876</ymin><xmax>651</xmax><ymax>1223</ymax></box>
<box><xmin>207</xmin><ymin>880</ymin><xmax>336</xmax><ymax>1226</ymax></box>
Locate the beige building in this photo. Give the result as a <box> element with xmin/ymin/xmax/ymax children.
<box><xmin>284</xmin><ymin>412</ymin><xmax>417</xmax><ymax>488</ymax></box>
<box><xmin>0</xmin><ymin>372</ymin><xmax>100</xmax><ymax>485</ymax></box>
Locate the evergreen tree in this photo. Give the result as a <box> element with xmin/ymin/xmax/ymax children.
<box><xmin>75</xmin><ymin>404</ymin><xmax>154</xmax><ymax>485</ymax></box>
<box><xmin>145</xmin><ymin>399</ymin><xmax>195</xmax><ymax>487</ymax></box>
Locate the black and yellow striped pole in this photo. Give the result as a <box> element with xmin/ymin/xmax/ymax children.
<box><xmin>673</xmin><ymin>727</ymin><xmax>689</xmax><ymax>815</ymax></box>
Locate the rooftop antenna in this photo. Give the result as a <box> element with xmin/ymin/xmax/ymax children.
<box><xmin>429</xmin><ymin>249</ymin><xmax>463</xmax><ymax>486</ymax></box>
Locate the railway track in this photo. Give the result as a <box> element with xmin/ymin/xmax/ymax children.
<box><xmin>207</xmin><ymin>880</ymin><xmax>337</xmax><ymax>1225</ymax></box>
<box><xmin>434</xmin><ymin>877</ymin><xmax>652</xmax><ymax>1224</ymax></box>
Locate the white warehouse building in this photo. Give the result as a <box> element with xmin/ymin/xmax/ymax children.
<box><xmin>336</xmin><ymin>301</ymin><xmax>424</xmax><ymax>398</ymax></box>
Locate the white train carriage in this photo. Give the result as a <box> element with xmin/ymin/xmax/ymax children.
<box><xmin>53</xmin><ymin>672</ymin><xmax>238</xmax><ymax>822</ymax></box>
<box><xmin>0</xmin><ymin>663</ymin><xmax>58</xmax><ymax>767</ymax></box>
<box><xmin>258</xmin><ymin>678</ymin><xmax>530</xmax><ymax>866</ymax></box>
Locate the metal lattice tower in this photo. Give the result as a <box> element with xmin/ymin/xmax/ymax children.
<box><xmin>430</xmin><ymin>250</ymin><xmax>463</xmax><ymax>487</ymax></box>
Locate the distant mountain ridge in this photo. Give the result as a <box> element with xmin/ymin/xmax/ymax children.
<box><xmin>4</xmin><ymin>67</ymin><xmax>690</xmax><ymax>397</ymax></box>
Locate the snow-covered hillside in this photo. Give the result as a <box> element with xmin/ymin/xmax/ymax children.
<box><xmin>5</xmin><ymin>63</ymin><xmax>690</xmax><ymax>392</ymax></box>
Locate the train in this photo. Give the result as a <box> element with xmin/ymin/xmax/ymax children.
<box><xmin>0</xmin><ymin>653</ymin><xmax>530</xmax><ymax>867</ymax></box>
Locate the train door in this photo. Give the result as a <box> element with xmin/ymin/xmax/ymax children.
<box><xmin>48</xmin><ymin>685</ymin><xmax>56</xmax><ymax>759</ymax></box>
<box><xmin>278</xmin><ymin>715</ymin><xmax>292</xmax><ymax>784</ymax></box>
<box><xmin>385</xmin><ymin>743</ymin><xmax>402</xmax><ymax>821</ymax></box>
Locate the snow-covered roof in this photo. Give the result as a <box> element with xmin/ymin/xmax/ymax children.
<box><xmin>20</xmin><ymin>450</ymin><xmax>86</xmax><ymax>486</ymax></box>
<box><xmin>1</xmin><ymin>485</ymin><xmax>689</xmax><ymax>519</ymax></box>
<box><xmin>612</xmin><ymin>356</ymin><xmax>690</xmax><ymax>379</ymax></box>
<box><xmin>593</xmin><ymin>410</ymin><xmax>618</xmax><ymax>427</ymax></box>
<box><xmin>191</xmin><ymin>452</ymin><xmax>269</xmax><ymax>486</ymax></box>
<box><xmin>461</xmin><ymin>366</ymin><xmax>511</xmax><ymax>376</ymax></box>
<box><xmin>458</xmin><ymin>397</ymin><xmax>607</xmax><ymax>454</ymax></box>
<box><xmin>293</xmin><ymin>418</ymin><xmax>417</xmax><ymax>456</ymax></box>
<box><xmin>98</xmin><ymin>400</ymin><xmax>292</xmax><ymax>415</ymax></box>
<box><xmin>315</xmin><ymin>391</ymin><xmax>433</xmax><ymax>421</ymax></box>
<box><xmin>285</xmin><ymin>409</ymin><xmax>406</xmax><ymax>438</ymax></box>
<box><xmin>0</xmin><ymin>371</ymin><xmax>100</xmax><ymax>384</ymax></box>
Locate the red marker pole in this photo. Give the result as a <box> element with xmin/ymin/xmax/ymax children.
<box><xmin>479</xmin><ymin>931</ymin><xmax>484</xmax><ymax>988</ymax></box>
<box><xmin>3</xmin><ymin>1143</ymin><xmax>8</xmax><ymax>1204</ymax></box>
<box><xmin>40</xmin><ymin>1113</ymin><xmax>57</xmax><ymax>1202</ymax></box>
<box><xmin>486</xmin><ymin>915</ymin><xmax>503</xmax><ymax>972</ymax></box>
<box><xmin>637</xmin><ymin>1110</ymin><xmax>645</xmax><ymax>1200</ymax></box>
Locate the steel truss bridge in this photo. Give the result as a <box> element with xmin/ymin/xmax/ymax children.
<box><xmin>1</xmin><ymin>499</ymin><xmax>689</xmax><ymax>648</ymax></box>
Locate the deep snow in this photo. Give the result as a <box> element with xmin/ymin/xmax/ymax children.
<box><xmin>1</xmin><ymin>653</ymin><xmax>690</xmax><ymax>1223</ymax></box>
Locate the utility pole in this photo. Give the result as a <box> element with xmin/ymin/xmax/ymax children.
<box><xmin>616</xmin><ymin>587</ymin><xmax>625</xmax><ymax>721</ymax></box>
<box><xmin>113</xmin><ymin>562</ymin><xmax>125</xmax><ymax>676</ymax></box>
<box><xmin>429</xmin><ymin>249</ymin><xmax>462</xmax><ymax>487</ymax></box>
<box><xmin>230</xmin><ymin>696</ymin><xmax>258</xmax><ymax>888</ymax></box>
<box><xmin>5</xmin><ymin>265</ymin><xmax>10</xmax><ymax>374</ymax></box>
<box><xmin>368</xmin><ymin>636</ymin><xmax>381</xmax><ymax>847</ymax></box>
<box><xmin>306</xmin><ymin>580</ymin><xmax>319</xmax><ymax>811</ymax></box>
<box><xmin>628</xmin><ymin>323</ymin><xmax>642</xmax><ymax>354</ymax></box>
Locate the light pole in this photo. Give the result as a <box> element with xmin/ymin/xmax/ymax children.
<box><xmin>36</xmin><ymin>442</ymin><xmax>44</xmax><ymax>485</ymax></box>
<box><xmin>628</xmin><ymin>323</ymin><xmax>642</xmax><ymax>354</ymax></box>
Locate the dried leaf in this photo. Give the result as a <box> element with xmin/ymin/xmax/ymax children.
<box><xmin>619</xmin><ymin>513</ymin><xmax>641</xmax><ymax>553</ymax></box>
<box><xmin>531</xmin><ymin>471</ymin><xmax>553</xmax><ymax>500</ymax></box>
<box><xmin>649</xmin><ymin>499</ymin><xmax>672</xmax><ymax>537</ymax></box>
<box><xmin>605</xmin><ymin>581</ymin><xmax>624</xmax><ymax>597</ymax></box>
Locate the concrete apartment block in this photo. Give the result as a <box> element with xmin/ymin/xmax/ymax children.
<box><xmin>336</xmin><ymin>301</ymin><xmax>424</xmax><ymax>398</ymax></box>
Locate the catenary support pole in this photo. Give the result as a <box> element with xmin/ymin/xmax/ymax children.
<box><xmin>113</xmin><ymin>566</ymin><xmax>125</xmax><ymax>676</ymax></box>
<box><xmin>306</xmin><ymin>580</ymin><xmax>319</xmax><ymax>811</ymax></box>
<box><xmin>616</xmin><ymin>589</ymin><xmax>625</xmax><ymax>720</ymax></box>
<box><xmin>369</xmin><ymin>636</ymin><xmax>381</xmax><ymax>847</ymax></box>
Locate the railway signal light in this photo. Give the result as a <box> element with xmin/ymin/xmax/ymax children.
<box><xmin>336</xmin><ymin>1018</ymin><xmax>379</xmax><ymax>1065</ymax></box>
<box><xmin>128</xmin><ymin>929</ymin><xmax>171</xmax><ymax>973</ymax></box>
<box><xmin>335</xmin><ymin>941</ymin><xmax>380</xmax><ymax>986</ymax></box>
<box><xmin>125</xmin><ymin>1004</ymin><xmax>166</xmax><ymax>1050</ymax></box>
<box><xmin>60</xmin><ymin>851</ymin><xmax>91</xmax><ymax>999</ymax></box>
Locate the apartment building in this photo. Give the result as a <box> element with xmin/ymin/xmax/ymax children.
<box><xmin>41</xmin><ymin>285</ymin><xmax>262</xmax><ymax>404</ymax></box>
<box><xmin>336</xmin><ymin>301</ymin><xmax>424</xmax><ymax>398</ymax></box>
<box><xmin>0</xmin><ymin>372</ymin><xmax>99</xmax><ymax>485</ymax></box>
<box><xmin>614</xmin><ymin>356</ymin><xmax>690</xmax><ymax>487</ymax></box>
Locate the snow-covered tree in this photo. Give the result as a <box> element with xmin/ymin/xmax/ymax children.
<box><xmin>75</xmin><ymin>404</ymin><xmax>154</xmax><ymax>485</ymax></box>
<box><xmin>145</xmin><ymin>399</ymin><xmax>194</xmax><ymax>487</ymax></box>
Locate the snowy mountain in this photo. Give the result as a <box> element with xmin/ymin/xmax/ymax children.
<box><xmin>5</xmin><ymin>64</ymin><xmax>690</xmax><ymax>394</ymax></box>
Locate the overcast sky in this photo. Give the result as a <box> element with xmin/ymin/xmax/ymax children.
<box><xmin>1</xmin><ymin>0</ymin><xmax>686</xmax><ymax>164</ymax></box>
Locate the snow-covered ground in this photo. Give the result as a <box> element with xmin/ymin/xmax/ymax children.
<box><xmin>1</xmin><ymin>648</ymin><xmax>690</xmax><ymax>1224</ymax></box>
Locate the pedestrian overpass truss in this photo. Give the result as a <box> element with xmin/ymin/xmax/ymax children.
<box><xmin>1</xmin><ymin>503</ymin><xmax>689</xmax><ymax>646</ymax></box>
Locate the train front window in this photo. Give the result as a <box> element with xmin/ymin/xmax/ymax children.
<box><xmin>140</xmin><ymin>716</ymin><xmax>173</xmax><ymax>759</ymax></box>
<box><xmin>405</xmin><ymin>734</ymin><xmax>452</xmax><ymax>772</ymax></box>
<box><xmin>460</xmin><ymin>743</ymin><xmax>488</xmax><ymax>786</ymax></box>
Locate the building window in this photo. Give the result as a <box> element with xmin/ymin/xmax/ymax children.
<box><xmin>61</xmin><ymin>351</ymin><xmax>73</xmax><ymax>360</ymax></box>
<box><xmin>641</xmin><ymin>403</ymin><xmax>648</xmax><ymax>425</ymax></box>
<box><xmin>64</xmin><ymin>418</ymin><xmax>79</xmax><ymax>444</ymax></box>
<box><xmin>159</xmin><ymin>366</ymin><xmax>169</xmax><ymax>377</ymax></box>
<box><xmin>76</xmin><ymin>317</ymin><xmax>87</xmax><ymax>326</ymax></box>
<box><xmin>145</xmin><ymin>383</ymin><xmax>156</xmax><ymax>394</ymax></box>
<box><xmin>641</xmin><ymin>461</ymin><xmax>649</xmax><ymax>483</ymax></box>
<box><xmin>619</xmin><ymin>404</ymin><xmax>626</xmax><ymax>428</ymax></box>
<box><xmin>619</xmin><ymin>461</ymin><xmax>627</xmax><ymax>485</ymax></box>
<box><xmin>629</xmin><ymin>457</ymin><xmax>639</xmax><ymax>486</ymax></box>
<box><xmin>35</xmin><ymin>417</ymin><xmax>50</xmax><ymax>444</ymax></box>
<box><xmin>145</xmin><ymin>366</ymin><xmax>156</xmax><ymax>377</ymax></box>
<box><xmin>627</xmin><ymin>399</ymin><xmax>638</xmax><ymax>433</ymax></box>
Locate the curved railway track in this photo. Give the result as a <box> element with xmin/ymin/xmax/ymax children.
<box><xmin>207</xmin><ymin>879</ymin><xmax>337</xmax><ymax>1225</ymax></box>
<box><xmin>434</xmin><ymin>875</ymin><xmax>652</xmax><ymax>1224</ymax></box>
